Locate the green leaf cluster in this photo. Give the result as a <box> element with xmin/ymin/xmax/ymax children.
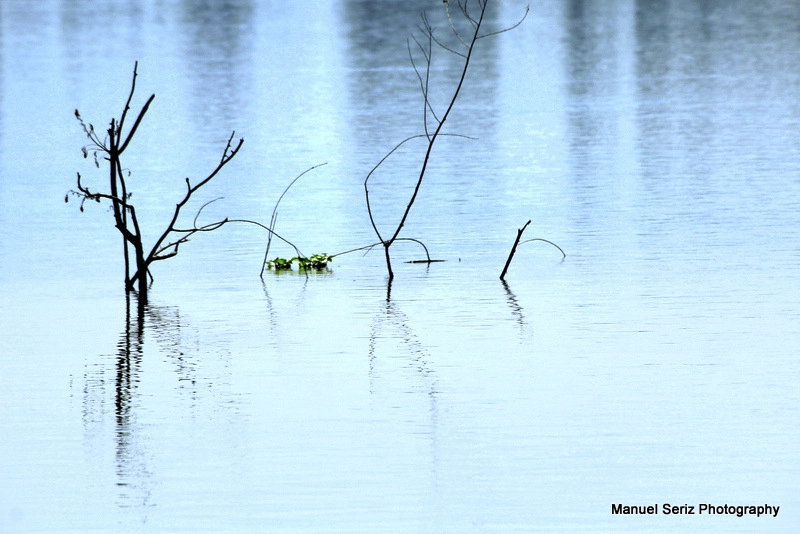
<box><xmin>265</xmin><ymin>254</ymin><xmax>332</xmax><ymax>271</ymax></box>
<box><xmin>265</xmin><ymin>257</ymin><xmax>293</xmax><ymax>270</ymax></box>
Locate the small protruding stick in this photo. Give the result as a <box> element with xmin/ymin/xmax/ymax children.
<box><xmin>499</xmin><ymin>219</ymin><xmax>531</xmax><ymax>281</ymax></box>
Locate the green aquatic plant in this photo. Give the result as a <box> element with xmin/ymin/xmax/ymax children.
<box><xmin>297</xmin><ymin>254</ymin><xmax>333</xmax><ymax>270</ymax></box>
<box><xmin>265</xmin><ymin>257</ymin><xmax>293</xmax><ymax>271</ymax></box>
<box><xmin>265</xmin><ymin>254</ymin><xmax>333</xmax><ymax>272</ymax></box>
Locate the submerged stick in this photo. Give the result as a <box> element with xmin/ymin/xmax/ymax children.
<box><xmin>499</xmin><ymin>219</ymin><xmax>531</xmax><ymax>281</ymax></box>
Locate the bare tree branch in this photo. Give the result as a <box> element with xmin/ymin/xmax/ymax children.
<box><xmin>143</xmin><ymin>133</ymin><xmax>243</xmax><ymax>269</ymax></box>
<box><xmin>478</xmin><ymin>4</ymin><xmax>530</xmax><ymax>39</ymax></box>
<box><xmin>365</xmin><ymin>0</ymin><xmax>528</xmax><ymax>280</ymax></box>
<box><xmin>69</xmin><ymin>63</ymin><xmax>243</xmax><ymax>302</ymax></box>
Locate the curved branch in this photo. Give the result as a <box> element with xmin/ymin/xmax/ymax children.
<box><xmin>227</xmin><ymin>219</ymin><xmax>304</xmax><ymax>259</ymax></box>
<box><xmin>364</xmin><ymin>133</ymin><xmax>475</xmax><ymax>244</ymax></box>
<box><xmin>261</xmin><ymin>163</ymin><xmax>328</xmax><ymax>277</ymax></box>
<box><xmin>332</xmin><ymin>237</ymin><xmax>433</xmax><ymax>263</ymax></box>
<box><xmin>445</xmin><ymin>0</ymin><xmax>470</xmax><ymax>48</ymax></box>
<box><xmin>519</xmin><ymin>237</ymin><xmax>566</xmax><ymax>259</ymax></box>
<box><xmin>194</xmin><ymin>197</ymin><xmax>224</xmax><ymax>228</ymax></box>
<box><xmin>477</xmin><ymin>5</ymin><xmax>530</xmax><ymax>40</ymax></box>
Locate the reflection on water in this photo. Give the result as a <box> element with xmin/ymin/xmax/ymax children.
<box><xmin>366</xmin><ymin>285</ymin><xmax>442</xmax><ymax>518</ymax></box>
<box><xmin>368</xmin><ymin>286</ymin><xmax>439</xmax><ymax>406</ymax></box>
<box><xmin>501</xmin><ymin>280</ymin><xmax>529</xmax><ymax>341</ymax></box>
<box><xmin>82</xmin><ymin>294</ymin><xmax>152</xmax><ymax>516</ymax></box>
<box><xmin>81</xmin><ymin>292</ymin><xmax>242</xmax><ymax>522</ymax></box>
<box><xmin>112</xmin><ymin>295</ymin><xmax>152</xmax><ymax>513</ymax></box>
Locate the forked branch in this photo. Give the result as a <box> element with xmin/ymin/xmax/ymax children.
<box><xmin>364</xmin><ymin>0</ymin><xmax>528</xmax><ymax>280</ymax></box>
<box><xmin>69</xmin><ymin>62</ymin><xmax>244</xmax><ymax>302</ymax></box>
<box><xmin>143</xmin><ymin>132</ymin><xmax>243</xmax><ymax>267</ymax></box>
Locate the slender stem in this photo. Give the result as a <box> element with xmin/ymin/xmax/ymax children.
<box><xmin>332</xmin><ymin>237</ymin><xmax>432</xmax><ymax>262</ymax></box>
<box><xmin>118</xmin><ymin>94</ymin><xmax>155</xmax><ymax>155</ymax></box>
<box><xmin>519</xmin><ymin>237</ymin><xmax>566</xmax><ymax>259</ymax></box>
<box><xmin>117</xmin><ymin>61</ymin><xmax>139</xmax><ymax>136</ymax></box>
<box><xmin>383</xmin><ymin>246</ymin><xmax>394</xmax><ymax>280</ymax></box>
<box><xmin>227</xmin><ymin>219</ymin><xmax>303</xmax><ymax>259</ymax></box>
<box><xmin>261</xmin><ymin>163</ymin><xmax>327</xmax><ymax>278</ymax></box>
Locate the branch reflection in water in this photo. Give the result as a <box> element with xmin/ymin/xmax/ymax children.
<box><xmin>82</xmin><ymin>292</ymin><xmax>239</xmax><ymax>520</ymax></box>
<box><xmin>83</xmin><ymin>292</ymin><xmax>154</xmax><ymax>515</ymax></box>
<box><xmin>368</xmin><ymin>279</ymin><xmax>440</xmax><ymax>474</ymax></box>
<box><xmin>500</xmin><ymin>280</ymin><xmax>529</xmax><ymax>343</ymax></box>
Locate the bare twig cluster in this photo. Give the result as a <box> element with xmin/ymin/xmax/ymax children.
<box><xmin>68</xmin><ymin>61</ymin><xmax>243</xmax><ymax>302</ymax></box>
<box><xmin>364</xmin><ymin>0</ymin><xmax>529</xmax><ymax>280</ymax></box>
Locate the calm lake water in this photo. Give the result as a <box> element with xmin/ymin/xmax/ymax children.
<box><xmin>1</xmin><ymin>0</ymin><xmax>799</xmax><ymax>532</ymax></box>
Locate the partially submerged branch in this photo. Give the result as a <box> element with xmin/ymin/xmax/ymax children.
<box><xmin>68</xmin><ymin>62</ymin><xmax>243</xmax><ymax>302</ymax></box>
<box><xmin>500</xmin><ymin>220</ymin><xmax>531</xmax><ymax>281</ymax></box>
<box><xmin>500</xmin><ymin>220</ymin><xmax>565</xmax><ymax>280</ymax></box>
<box><xmin>365</xmin><ymin>0</ymin><xmax>528</xmax><ymax>280</ymax></box>
<box><xmin>520</xmin><ymin>237</ymin><xmax>566</xmax><ymax>259</ymax></box>
<box><xmin>332</xmin><ymin>237</ymin><xmax>434</xmax><ymax>263</ymax></box>
<box><xmin>364</xmin><ymin>133</ymin><xmax>475</xmax><ymax>246</ymax></box>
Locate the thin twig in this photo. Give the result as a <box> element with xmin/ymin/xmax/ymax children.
<box><xmin>260</xmin><ymin>163</ymin><xmax>328</xmax><ymax>278</ymax></box>
<box><xmin>478</xmin><ymin>5</ymin><xmax>530</xmax><ymax>39</ymax></box>
<box><xmin>117</xmin><ymin>61</ymin><xmax>139</xmax><ymax>137</ymax></box>
<box><xmin>193</xmin><ymin>197</ymin><xmax>224</xmax><ymax>228</ymax></box>
<box><xmin>519</xmin><ymin>237</ymin><xmax>566</xmax><ymax>259</ymax></box>
<box><xmin>228</xmin><ymin>219</ymin><xmax>304</xmax><ymax>259</ymax></box>
<box><xmin>445</xmin><ymin>0</ymin><xmax>470</xmax><ymax>47</ymax></box>
<box><xmin>332</xmin><ymin>237</ymin><xmax>433</xmax><ymax>262</ymax></box>
<box><xmin>364</xmin><ymin>133</ymin><xmax>475</xmax><ymax>244</ymax></box>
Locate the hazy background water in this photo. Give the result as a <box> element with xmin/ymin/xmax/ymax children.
<box><xmin>1</xmin><ymin>0</ymin><xmax>799</xmax><ymax>532</ymax></box>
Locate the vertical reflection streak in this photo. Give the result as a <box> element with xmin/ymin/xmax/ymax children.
<box><xmin>367</xmin><ymin>284</ymin><xmax>440</xmax><ymax>494</ymax></box>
